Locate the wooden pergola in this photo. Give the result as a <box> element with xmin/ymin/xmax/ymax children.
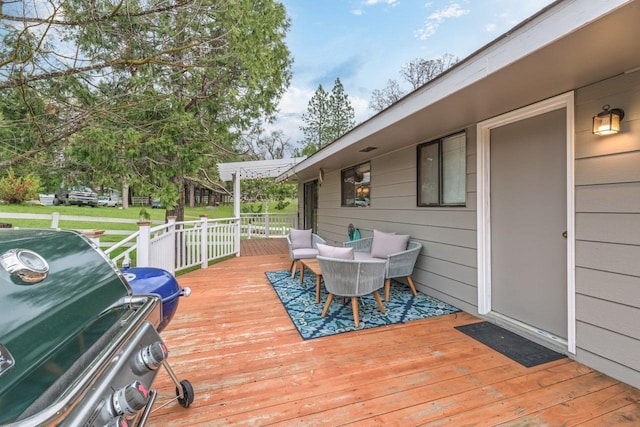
<box><xmin>217</xmin><ymin>157</ymin><xmax>305</xmax><ymax>218</ymax></box>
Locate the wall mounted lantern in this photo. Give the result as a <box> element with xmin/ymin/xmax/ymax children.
<box><xmin>592</xmin><ymin>104</ymin><xmax>625</xmax><ymax>136</ymax></box>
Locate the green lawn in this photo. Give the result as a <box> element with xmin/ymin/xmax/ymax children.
<box><xmin>0</xmin><ymin>200</ymin><xmax>296</xmax><ymax>232</ymax></box>
<box><xmin>1</xmin><ymin>200</ymin><xmax>297</xmax><ymax>271</ymax></box>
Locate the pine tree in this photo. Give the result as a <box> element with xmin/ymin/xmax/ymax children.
<box><xmin>300</xmin><ymin>84</ymin><xmax>330</xmax><ymax>154</ymax></box>
<box><xmin>328</xmin><ymin>78</ymin><xmax>355</xmax><ymax>143</ymax></box>
<box><xmin>299</xmin><ymin>78</ymin><xmax>355</xmax><ymax>155</ymax></box>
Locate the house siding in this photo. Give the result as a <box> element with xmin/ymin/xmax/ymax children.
<box><xmin>574</xmin><ymin>70</ymin><xmax>640</xmax><ymax>388</ymax></box>
<box><xmin>306</xmin><ymin>127</ymin><xmax>479</xmax><ymax>314</ymax></box>
<box><xmin>299</xmin><ymin>70</ymin><xmax>640</xmax><ymax>389</ymax></box>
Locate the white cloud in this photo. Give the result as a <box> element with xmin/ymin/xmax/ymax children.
<box><xmin>363</xmin><ymin>0</ymin><xmax>399</xmax><ymax>5</ymax></box>
<box><xmin>415</xmin><ymin>3</ymin><xmax>470</xmax><ymax>40</ymax></box>
<box><xmin>485</xmin><ymin>23</ymin><xmax>497</xmax><ymax>32</ymax></box>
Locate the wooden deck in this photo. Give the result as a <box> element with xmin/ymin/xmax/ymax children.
<box><xmin>148</xmin><ymin>239</ymin><xmax>640</xmax><ymax>425</ymax></box>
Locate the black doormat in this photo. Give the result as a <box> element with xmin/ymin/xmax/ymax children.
<box><xmin>455</xmin><ymin>321</ymin><xmax>566</xmax><ymax>367</ymax></box>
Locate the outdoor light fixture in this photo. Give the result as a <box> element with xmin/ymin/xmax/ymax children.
<box><xmin>592</xmin><ymin>104</ymin><xmax>625</xmax><ymax>136</ymax></box>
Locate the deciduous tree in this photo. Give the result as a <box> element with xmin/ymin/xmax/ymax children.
<box><xmin>369</xmin><ymin>54</ymin><xmax>459</xmax><ymax>112</ymax></box>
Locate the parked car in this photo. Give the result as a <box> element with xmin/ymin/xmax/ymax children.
<box><xmin>53</xmin><ymin>188</ymin><xmax>98</xmax><ymax>207</ymax></box>
<box><xmin>151</xmin><ymin>199</ymin><xmax>164</xmax><ymax>209</ymax></box>
<box><xmin>98</xmin><ymin>195</ymin><xmax>120</xmax><ymax>207</ymax></box>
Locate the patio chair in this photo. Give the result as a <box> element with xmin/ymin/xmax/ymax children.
<box><xmin>317</xmin><ymin>256</ymin><xmax>386</xmax><ymax>327</ymax></box>
<box><xmin>343</xmin><ymin>230</ymin><xmax>422</xmax><ymax>301</ymax></box>
<box><xmin>286</xmin><ymin>229</ymin><xmax>326</xmax><ymax>278</ymax></box>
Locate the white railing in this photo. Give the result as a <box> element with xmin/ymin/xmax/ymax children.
<box><xmin>240</xmin><ymin>213</ymin><xmax>297</xmax><ymax>238</ymax></box>
<box><xmin>3</xmin><ymin>211</ymin><xmax>296</xmax><ymax>275</ymax></box>
<box><xmin>0</xmin><ymin>212</ymin><xmax>163</xmax><ymax>248</ymax></box>
<box><xmin>104</xmin><ymin>216</ymin><xmax>242</xmax><ymax>275</ymax></box>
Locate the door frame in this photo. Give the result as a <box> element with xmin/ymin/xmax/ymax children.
<box><xmin>476</xmin><ymin>92</ymin><xmax>576</xmax><ymax>354</ymax></box>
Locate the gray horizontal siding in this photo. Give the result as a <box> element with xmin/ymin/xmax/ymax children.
<box><xmin>576</xmin><ymin>267</ymin><xmax>640</xmax><ymax>308</ymax></box>
<box><xmin>576</xmin><ymin>213</ymin><xmax>640</xmax><ymax>245</ymax></box>
<box><xmin>312</xmin><ymin>127</ymin><xmax>478</xmax><ymax>312</ymax></box>
<box><xmin>573</xmin><ymin>71</ymin><xmax>640</xmax><ymax>389</ymax></box>
<box><xmin>576</xmin><ymin>294</ymin><xmax>640</xmax><ymax>341</ymax></box>
<box><xmin>576</xmin><ymin>322</ymin><xmax>640</xmax><ymax>389</ymax></box>
<box><xmin>576</xmin><ymin>182</ymin><xmax>640</xmax><ymax>213</ymax></box>
<box><xmin>576</xmin><ymin>241</ymin><xmax>640</xmax><ymax>277</ymax></box>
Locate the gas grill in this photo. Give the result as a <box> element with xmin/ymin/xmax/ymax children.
<box><xmin>0</xmin><ymin>229</ymin><xmax>193</xmax><ymax>426</ymax></box>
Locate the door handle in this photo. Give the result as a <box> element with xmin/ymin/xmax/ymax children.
<box><xmin>562</xmin><ymin>231</ymin><xmax>567</xmax><ymax>238</ymax></box>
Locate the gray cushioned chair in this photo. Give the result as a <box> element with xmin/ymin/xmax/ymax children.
<box><xmin>286</xmin><ymin>229</ymin><xmax>326</xmax><ymax>278</ymax></box>
<box><xmin>317</xmin><ymin>256</ymin><xmax>386</xmax><ymax>327</ymax></box>
<box><xmin>344</xmin><ymin>232</ymin><xmax>422</xmax><ymax>301</ymax></box>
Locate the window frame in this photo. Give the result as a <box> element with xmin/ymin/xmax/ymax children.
<box><xmin>417</xmin><ymin>131</ymin><xmax>467</xmax><ymax>207</ymax></box>
<box><xmin>341</xmin><ymin>161</ymin><xmax>371</xmax><ymax>207</ymax></box>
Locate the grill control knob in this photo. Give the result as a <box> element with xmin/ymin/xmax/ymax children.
<box><xmin>132</xmin><ymin>341</ymin><xmax>168</xmax><ymax>374</ymax></box>
<box><xmin>111</xmin><ymin>381</ymin><xmax>149</xmax><ymax>415</ymax></box>
<box><xmin>104</xmin><ymin>416</ymin><xmax>130</xmax><ymax>427</ymax></box>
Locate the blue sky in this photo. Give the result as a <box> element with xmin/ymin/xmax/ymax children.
<box><xmin>271</xmin><ymin>0</ymin><xmax>555</xmax><ymax>146</ymax></box>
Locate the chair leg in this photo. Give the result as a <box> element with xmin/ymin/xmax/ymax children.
<box><xmin>290</xmin><ymin>260</ymin><xmax>297</xmax><ymax>278</ymax></box>
<box><xmin>406</xmin><ymin>276</ymin><xmax>418</xmax><ymax>296</ymax></box>
<box><xmin>321</xmin><ymin>294</ymin><xmax>334</xmax><ymax>317</ymax></box>
<box><xmin>351</xmin><ymin>297</ymin><xmax>360</xmax><ymax>327</ymax></box>
<box><xmin>373</xmin><ymin>290</ymin><xmax>385</xmax><ymax>314</ymax></box>
<box><xmin>384</xmin><ymin>279</ymin><xmax>391</xmax><ymax>301</ymax></box>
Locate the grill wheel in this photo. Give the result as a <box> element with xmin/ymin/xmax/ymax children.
<box><xmin>176</xmin><ymin>380</ymin><xmax>194</xmax><ymax>408</ymax></box>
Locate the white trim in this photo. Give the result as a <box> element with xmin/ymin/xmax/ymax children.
<box><xmin>476</xmin><ymin>92</ymin><xmax>576</xmax><ymax>354</ymax></box>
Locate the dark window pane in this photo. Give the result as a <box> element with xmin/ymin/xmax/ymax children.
<box><xmin>341</xmin><ymin>162</ymin><xmax>370</xmax><ymax>207</ymax></box>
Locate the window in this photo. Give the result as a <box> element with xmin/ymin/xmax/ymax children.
<box><xmin>341</xmin><ymin>162</ymin><xmax>370</xmax><ymax>207</ymax></box>
<box><xmin>418</xmin><ymin>132</ymin><xmax>466</xmax><ymax>206</ymax></box>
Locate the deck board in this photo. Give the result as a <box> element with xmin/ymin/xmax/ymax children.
<box><xmin>147</xmin><ymin>240</ymin><xmax>640</xmax><ymax>425</ymax></box>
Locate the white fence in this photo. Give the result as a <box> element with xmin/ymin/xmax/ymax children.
<box><xmin>0</xmin><ymin>212</ymin><xmax>163</xmax><ymax>244</ymax></box>
<box><xmin>104</xmin><ymin>217</ymin><xmax>241</xmax><ymax>274</ymax></box>
<box><xmin>1</xmin><ymin>211</ymin><xmax>296</xmax><ymax>275</ymax></box>
<box><xmin>240</xmin><ymin>212</ymin><xmax>297</xmax><ymax>238</ymax></box>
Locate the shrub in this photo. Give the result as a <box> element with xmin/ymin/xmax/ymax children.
<box><xmin>0</xmin><ymin>171</ymin><xmax>41</xmax><ymax>204</ymax></box>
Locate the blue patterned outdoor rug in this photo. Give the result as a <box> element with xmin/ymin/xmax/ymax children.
<box><xmin>265</xmin><ymin>269</ymin><xmax>461</xmax><ymax>340</ymax></box>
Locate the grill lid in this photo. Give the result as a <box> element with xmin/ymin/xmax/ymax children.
<box><xmin>0</xmin><ymin>229</ymin><xmax>131</xmax><ymax>422</ymax></box>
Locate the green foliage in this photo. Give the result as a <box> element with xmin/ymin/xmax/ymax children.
<box><xmin>138</xmin><ymin>207</ymin><xmax>151</xmax><ymax>221</ymax></box>
<box><xmin>0</xmin><ymin>170</ymin><xmax>41</xmax><ymax>204</ymax></box>
<box><xmin>241</xmin><ymin>203</ymin><xmax>263</xmax><ymax>214</ymax></box>
<box><xmin>240</xmin><ymin>178</ymin><xmax>296</xmax><ymax>209</ymax></box>
<box><xmin>1</xmin><ymin>0</ymin><xmax>293</xmax><ymax>222</ymax></box>
<box><xmin>300</xmin><ymin>78</ymin><xmax>355</xmax><ymax>154</ymax></box>
<box><xmin>274</xmin><ymin>199</ymin><xmax>290</xmax><ymax>210</ymax></box>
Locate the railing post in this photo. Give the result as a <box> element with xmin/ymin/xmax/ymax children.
<box><xmin>51</xmin><ymin>212</ymin><xmax>60</xmax><ymax>229</ymax></box>
<box><xmin>167</xmin><ymin>216</ymin><xmax>177</xmax><ymax>275</ymax></box>
<box><xmin>265</xmin><ymin>212</ymin><xmax>270</xmax><ymax>238</ymax></box>
<box><xmin>235</xmin><ymin>218</ymin><xmax>241</xmax><ymax>257</ymax></box>
<box><xmin>82</xmin><ymin>229</ymin><xmax>104</xmax><ymax>248</ymax></box>
<box><xmin>200</xmin><ymin>215</ymin><xmax>208</xmax><ymax>269</ymax></box>
<box><xmin>136</xmin><ymin>220</ymin><xmax>152</xmax><ymax>267</ymax></box>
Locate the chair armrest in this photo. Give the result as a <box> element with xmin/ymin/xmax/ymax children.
<box><xmin>286</xmin><ymin>234</ymin><xmax>295</xmax><ymax>259</ymax></box>
<box><xmin>386</xmin><ymin>241</ymin><xmax>422</xmax><ymax>279</ymax></box>
<box><xmin>312</xmin><ymin>233</ymin><xmax>326</xmax><ymax>247</ymax></box>
<box><xmin>342</xmin><ymin>236</ymin><xmax>373</xmax><ymax>253</ymax></box>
